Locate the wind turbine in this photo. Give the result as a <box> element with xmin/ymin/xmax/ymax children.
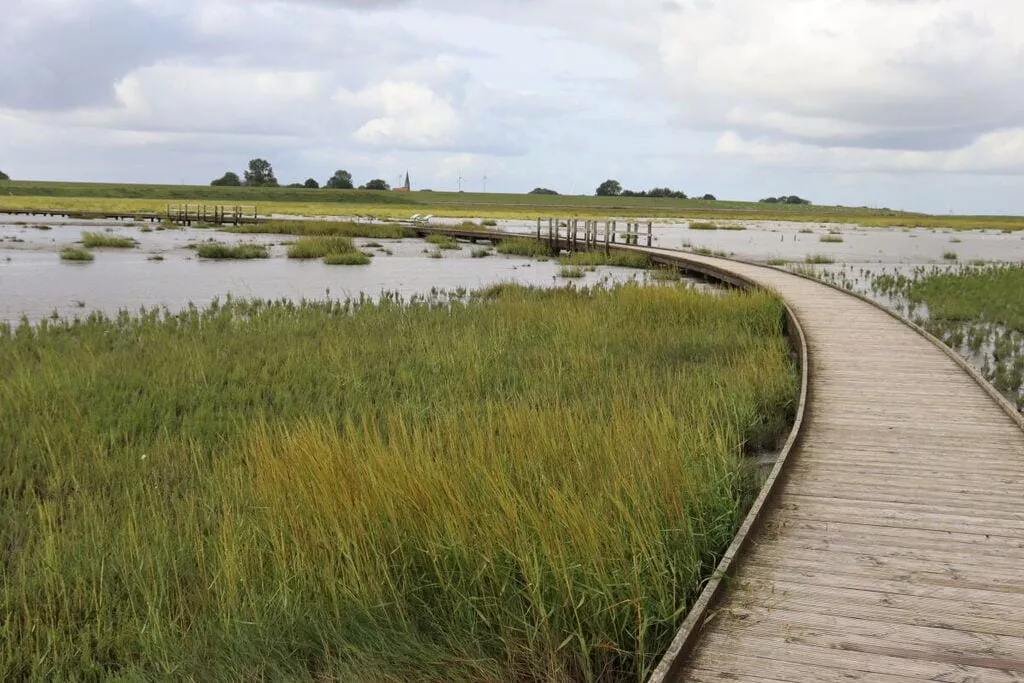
<box><xmin>482</xmin><ymin>175</ymin><xmax>488</xmax><ymax>193</ymax></box>
<box><xmin>457</xmin><ymin>171</ymin><xmax>464</xmax><ymax>192</ymax></box>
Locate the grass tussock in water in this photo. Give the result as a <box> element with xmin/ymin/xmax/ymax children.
<box><xmin>82</xmin><ymin>231</ymin><xmax>137</xmax><ymax>248</ymax></box>
<box><xmin>559</xmin><ymin>250</ymin><xmax>651</xmax><ymax>269</ymax></box>
<box><xmin>818</xmin><ymin>234</ymin><xmax>844</xmax><ymax>243</ymax></box>
<box><xmin>425</xmin><ymin>234</ymin><xmax>461</xmax><ymax>250</ymax></box>
<box><xmin>0</xmin><ymin>285</ymin><xmax>797</xmax><ymax>682</ymax></box>
<box><xmin>195</xmin><ymin>243</ymin><xmax>269</xmax><ymax>259</ymax></box>
<box><xmin>496</xmin><ymin>238</ymin><xmax>553</xmax><ymax>257</ymax></box>
<box><xmin>224</xmin><ymin>219</ymin><xmax>413</xmax><ymax>240</ymax></box>
<box><xmin>287</xmin><ymin>235</ymin><xmax>357</xmax><ymax>259</ymax></box>
<box><xmin>559</xmin><ymin>265</ymin><xmax>586</xmax><ymax>278</ymax></box>
<box><xmin>58</xmin><ymin>247</ymin><xmax>94</xmax><ymax>262</ymax></box>
<box><xmin>323</xmin><ymin>250</ymin><xmax>372</xmax><ymax>265</ymax></box>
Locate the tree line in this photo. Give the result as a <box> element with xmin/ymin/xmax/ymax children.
<box><xmin>593</xmin><ymin>179</ymin><xmax>716</xmax><ymax>201</ymax></box>
<box><xmin>759</xmin><ymin>195</ymin><xmax>812</xmax><ymax>205</ymax></box>
<box><xmin>211</xmin><ymin>159</ymin><xmax>392</xmax><ymax>191</ymax></box>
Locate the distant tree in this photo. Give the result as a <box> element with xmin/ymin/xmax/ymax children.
<box><xmin>620</xmin><ymin>189</ymin><xmax>646</xmax><ymax>197</ymax></box>
<box><xmin>210</xmin><ymin>171</ymin><xmax>241</xmax><ymax>187</ymax></box>
<box><xmin>528</xmin><ymin>187</ymin><xmax>559</xmax><ymax>195</ymax></box>
<box><xmin>760</xmin><ymin>195</ymin><xmax>811</xmax><ymax>205</ymax></box>
<box><xmin>361</xmin><ymin>179</ymin><xmax>390</xmax><ymax>191</ymax></box>
<box><xmin>0</xmin><ymin>170</ymin><xmax>9</xmax><ymax>181</ymax></box>
<box><xmin>244</xmin><ymin>158</ymin><xmax>278</xmax><ymax>187</ymax></box>
<box><xmin>647</xmin><ymin>187</ymin><xmax>687</xmax><ymax>199</ymax></box>
<box><xmin>595</xmin><ymin>179</ymin><xmax>622</xmax><ymax>196</ymax></box>
<box><xmin>303</xmin><ymin>178</ymin><xmax>320</xmax><ymax>189</ymax></box>
<box><xmin>325</xmin><ymin>169</ymin><xmax>354</xmax><ymax>189</ymax></box>
<box><xmin>285</xmin><ymin>183</ymin><xmax>305</xmax><ymax>188</ymax></box>
<box><xmin>702</xmin><ymin>193</ymin><xmax>716</xmax><ymax>201</ymax></box>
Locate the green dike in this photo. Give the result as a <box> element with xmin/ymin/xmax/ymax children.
<box><xmin>0</xmin><ymin>284</ymin><xmax>798</xmax><ymax>681</ymax></box>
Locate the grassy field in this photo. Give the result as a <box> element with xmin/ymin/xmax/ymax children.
<box><xmin>0</xmin><ymin>284</ymin><xmax>798</xmax><ymax>681</ymax></box>
<box><xmin>4</xmin><ymin>179</ymin><xmax>1024</xmax><ymax>229</ymax></box>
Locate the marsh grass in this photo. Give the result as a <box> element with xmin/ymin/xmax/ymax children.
<box><xmin>471</xmin><ymin>247</ymin><xmax>492</xmax><ymax>258</ymax></box>
<box><xmin>59</xmin><ymin>247</ymin><xmax>94</xmax><ymax>262</ymax></box>
<box><xmin>943</xmin><ymin>251</ymin><xmax>958</xmax><ymax>260</ymax></box>
<box><xmin>805</xmin><ymin>254</ymin><xmax>835</xmax><ymax>264</ymax></box>
<box><xmin>224</xmin><ymin>219</ymin><xmax>413</xmax><ymax>239</ymax></box>
<box><xmin>496</xmin><ymin>238</ymin><xmax>552</xmax><ymax>257</ymax></box>
<box><xmin>819</xmin><ymin>235</ymin><xmax>844</xmax><ymax>243</ymax></box>
<box><xmin>287</xmin><ymin>236</ymin><xmax>356</xmax><ymax>259</ymax></box>
<box><xmin>323</xmin><ymin>251</ymin><xmax>372</xmax><ymax>265</ymax></box>
<box><xmin>31</xmin><ymin>224</ymin><xmax>51</xmax><ymax>230</ymax></box>
<box><xmin>0</xmin><ymin>286</ymin><xmax>797</xmax><ymax>681</ymax></box>
<box><xmin>196</xmin><ymin>243</ymin><xmax>269</xmax><ymax>259</ymax></box>
<box><xmin>559</xmin><ymin>250</ymin><xmax>651</xmax><ymax>269</ymax></box>
<box><xmin>82</xmin><ymin>232</ymin><xmax>137</xmax><ymax>248</ymax></box>
<box><xmin>688</xmin><ymin>221</ymin><xmax>718</xmax><ymax>230</ymax></box>
<box><xmin>425</xmin><ymin>234</ymin><xmax>461</xmax><ymax>250</ymax></box>
<box><xmin>650</xmin><ymin>267</ymin><xmax>682</xmax><ymax>282</ymax></box>
<box><xmin>766</xmin><ymin>258</ymin><xmax>789</xmax><ymax>266</ymax></box>
<box><xmin>559</xmin><ymin>265</ymin><xmax>586</xmax><ymax>278</ymax></box>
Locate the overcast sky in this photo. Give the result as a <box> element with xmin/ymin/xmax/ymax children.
<box><xmin>3</xmin><ymin>0</ymin><xmax>1024</xmax><ymax>214</ymax></box>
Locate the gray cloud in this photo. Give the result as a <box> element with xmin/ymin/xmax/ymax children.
<box><xmin>0</xmin><ymin>0</ymin><xmax>194</xmax><ymax>110</ymax></box>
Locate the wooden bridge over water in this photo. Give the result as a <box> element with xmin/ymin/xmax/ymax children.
<box><xmin>415</xmin><ymin>223</ymin><xmax>1024</xmax><ymax>681</ymax></box>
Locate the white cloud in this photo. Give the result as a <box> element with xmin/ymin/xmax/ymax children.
<box><xmin>337</xmin><ymin>80</ymin><xmax>460</xmax><ymax>147</ymax></box>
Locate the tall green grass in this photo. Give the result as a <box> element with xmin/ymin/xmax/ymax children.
<box><xmin>0</xmin><ymin>286</ymin><xmax>798</xmax><ymax>681</ymax></box>
<box><xmin>496</xmin><ymin>238</ymin><xmax>553</xmax><ymax>257</ymax></box>
<box><xmin>286</xmin><ymin>235</ymin><xmax>356</xmax><ymax>259</ymax></box>
<box><xmin>559</xmin><ymin>250</ymin><xmax>652</xmax><ymax>269</ymax></box>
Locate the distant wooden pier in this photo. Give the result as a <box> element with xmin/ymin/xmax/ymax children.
<box><xmin>164</xmin><ymin>204</ymin><xmax>258</xmax><ymax>226</ymax></box>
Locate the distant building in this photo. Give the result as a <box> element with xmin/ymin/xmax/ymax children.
<box><xmin>393</xmin><ymin>171</ymin><xmax>412</xmax><ymax>192</ymax></box>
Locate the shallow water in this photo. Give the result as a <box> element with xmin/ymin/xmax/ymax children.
<box><xmin>0</xmin><ymin>217</ymin><xmax>664</xmax><ymax>323</ymax></box>
<box><xmin>492</xmin><ymin>218</ymin><xmax>1024</xmax><ymax>265</ymax></box>
<box><xmin>4</xmin><ymin>214</ymin><xmax>1024</xmax><ymax>324</ymax></box>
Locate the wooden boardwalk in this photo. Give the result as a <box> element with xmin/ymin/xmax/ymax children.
<box><xmin>632</xmin><ymin>251</ymin><xmax>1024</xmax><ymax>682</ymax></box>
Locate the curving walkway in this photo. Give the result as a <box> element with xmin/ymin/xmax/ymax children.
<box><xmin>634</xmin><ymin>250</ymin><xmax>1024</xmax><ymax>681</ymax></box>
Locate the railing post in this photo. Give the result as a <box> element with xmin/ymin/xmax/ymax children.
<box><xmin>648</xmin><ymin>221</ymin><xmax>653</xmax><ymax>247</ymax></box>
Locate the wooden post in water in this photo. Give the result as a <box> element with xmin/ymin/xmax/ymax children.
<box><xmin>537</xmin><ymin>217</ymin><xmax>542</xmax><ymax>241</ymax></box>
<box><xmin>604</xmin><ymin>221</ymin><xmax>610</xmax><ymax>255</ymax></box>
<box><xmin>647</xmin><ymin>221</ymin><xmax>653</xmax><ymax>247</ymax></box>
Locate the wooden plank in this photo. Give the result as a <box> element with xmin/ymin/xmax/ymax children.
<box><xmin>709</xmin><ymin>606</ymin><xmax>1024</xmax><ymax>668</ymax></box>
<box><xmin>690</xmin><ymin>632</ymin><xmax>1024</xmax><ymax>681</ymax></box>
